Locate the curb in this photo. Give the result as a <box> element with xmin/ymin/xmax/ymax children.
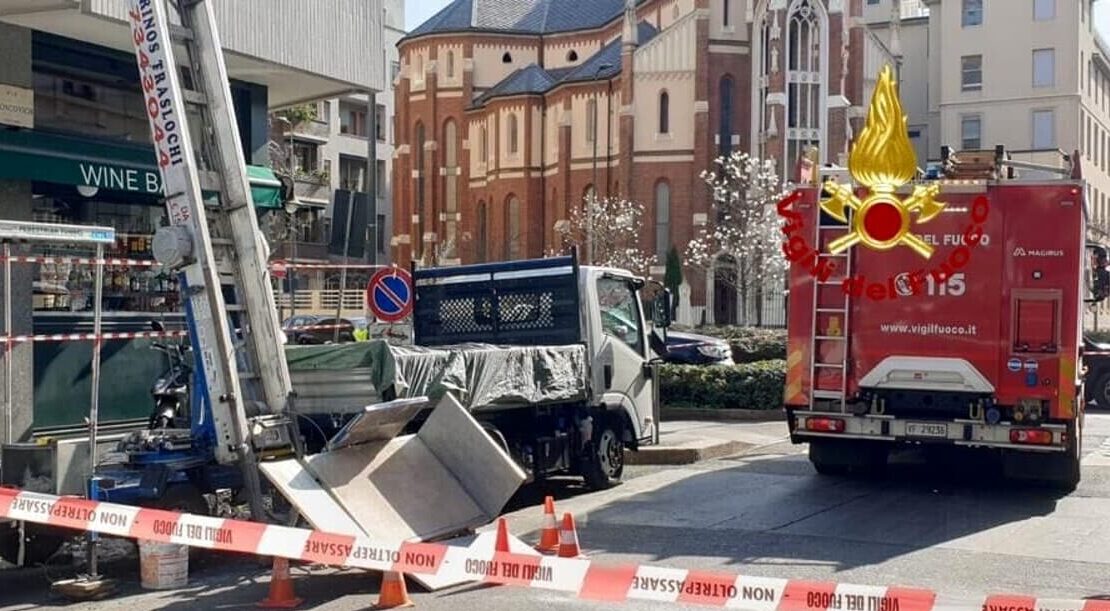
<box><xmin>625</xmin><ymin>440</ymin><xmax>753</xmax><ymax>466</ymax></box>
<box><xmin>661</xmin><ymin>407</ymin><xmax>786</xmax><ymax>422</ymax></box>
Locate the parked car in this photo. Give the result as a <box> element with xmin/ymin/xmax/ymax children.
<box><xmin>282</xmin><ymin>315</ymin><xmax>355</xmax><ymax>344</ymax></box>
<box><xmin>662</xmin><ymin>330</ymin><xmax>734</xmax><ymax>366</ymax></box>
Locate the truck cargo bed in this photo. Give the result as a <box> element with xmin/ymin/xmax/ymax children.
<box><xmin>285</xmin><ymin>340</ymin><xmax>590</xmax><ymax>415</ymax></box>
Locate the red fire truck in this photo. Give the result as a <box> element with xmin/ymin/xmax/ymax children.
<box><xmin>783</xmin><ymin>146</ymin><xmax>1109</xmax><ymax>490</ymax></box>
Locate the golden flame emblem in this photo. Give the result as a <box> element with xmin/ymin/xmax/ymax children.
<box><xmin>821</xmin><ymin>65</ymin><xmax>945</xmax><ymax>259</ymax></box>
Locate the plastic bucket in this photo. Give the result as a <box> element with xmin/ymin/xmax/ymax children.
<box><xmin>138</xmin><ymin>540</ymin><xmax>189</xmax><ymax>590</ymax></box>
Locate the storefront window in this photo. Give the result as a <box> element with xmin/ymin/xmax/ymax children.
<box><xmin>30</xmin><ymin>190</ymin><xmax>181</xmax><ymax>314</ymax></box>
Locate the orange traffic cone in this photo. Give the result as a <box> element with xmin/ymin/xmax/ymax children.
<box><xmin>257</xmin><ymin>557</ymin><xmax>303</xmax><ymax>609</ymax></box>
<box><xmin>494</xmin><ymin>517</ymin><xmax>511</xmax><ymax>553</ymax></box>
<box><xmin>535</xmin><ymin>496</ymin><xmax>559</xmax><ymax>554</ymax></box>
<box><xmin>557</xmin><ymin>512</ymin><xmax>584</xmax><ymax>559</ymax></box>
<box><xmin>373</xmin><ymin>571</ymin><xmax>415</xmax><ymax>609</ymax></box>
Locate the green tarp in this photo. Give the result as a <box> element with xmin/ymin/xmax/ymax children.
<box><xmin>285</xmin><ymin>340</ymin><xmax>590</xmax><ymax>412</ymax></box>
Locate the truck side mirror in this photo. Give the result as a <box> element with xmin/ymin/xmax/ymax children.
<box><xmin>1087</xmin><ymin>245</ymin><xmax>1110</xmax><ymax>303</ymax></box>
<box><xmin>652</xmin><ymin>289</ymin><xmax>673</xmax><ymax>328</ymax></box>
<box><xmin>1095</xmin><ymin>267</ymin><xmax>1110</xmax><ymax>302</ymax></box>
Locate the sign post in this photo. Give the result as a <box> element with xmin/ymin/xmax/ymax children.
<box><xmin>366</xmin><ymin>267</ymin><xmax>414</xmax><ymax>324</ymax></box>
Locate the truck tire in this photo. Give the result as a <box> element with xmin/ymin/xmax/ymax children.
<box><xmin>583</xmin><ymin>418</ymin><xmax>624</xmax><ymax>490</ymax></box>
<box><xmin>1094</xmin><ymin>372</ymin><xmax>1110</xmax><ymax>410</ymax></box>
<box><xmin>1002</xmin><ymin>416</ymin><xmax>1082</xmax><ymax>491</ymax></box>
<box><xmin>809</xmin><ymin>439</ymin><xmax>888</xmax><ymax>478</ymax></box>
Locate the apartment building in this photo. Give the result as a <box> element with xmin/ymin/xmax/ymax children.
<box><xmin>273</xmin><ymin>0</ymin><xmax>404</xmax><ymax>268</ymax></box>
<box><xmin>0</xmin><ymin>0</ymin><xmax>382</xmax><ymax>438</ymax></box>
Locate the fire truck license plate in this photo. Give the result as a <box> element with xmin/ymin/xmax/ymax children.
<box><xmin>905</xmin><ymin>422</ymin><xmax>948</xmax><ymax>438</ymax></box>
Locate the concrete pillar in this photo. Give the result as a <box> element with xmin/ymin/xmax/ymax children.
<box><xmin>0</xmin><ymin>22</ymin><xmax>35</xmax><ymax>444</ymax></box>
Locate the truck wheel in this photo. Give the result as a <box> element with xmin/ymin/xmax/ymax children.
<box><xmin>583</xmin><ymin>419</ymin><xmax>624</xmax><ymax>490</ymax></box>
<box><xmin>1094</xmin><ymin>373</ymin><xmax>1110</xmax><ymax>410</ymax></box>
<box><xmin>809</xmin><ymin>439</ymin><xmax>888</xmax><ymax>478</ymax></box>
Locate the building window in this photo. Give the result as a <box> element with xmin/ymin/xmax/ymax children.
<box><xmin>317</xmin><ymin>101</ymin><xmax>330</xmax><ymax>123</ymax></box>
<box><xmin>962</xmin><ymin>0</ymin><xmax>982</xmax><ymax>26</ymax></box>
<box><xmin>340</xmin><ymin>104</ymin><xmax>368</xmax><ymax>137</ymax></box>
<box><xmin>784</xmin><ymin>0</ymin><xmax>825</xmax><ymax>178</ymax></box>
<box><xmin>659</xmin><ymin>91</ymin><xmax>670</xmax><ymax>134</ymax></box>
<box><xmin>292</xmin><ymin>142</ymin><xmax>318</xmax><ymax>174</ymax></box>
<box><xmin>1033</xmin><ymin>48</ymin><xmax>1055</xmax><ymax>88</ymax></box>
<box><xmin>507</xmin><ymin>114</ymin><xmax>519</xmax><ymax>155</ymax></box>
<box><xmin>1032</xmin><ymin>109</ymin><xmax>1055</xmax><ymax>149</ymax></box>
<box><xmin>375</xmin><ymin>104</ymin><xmax>386</xmax><ymax>141</ymax></box>
<box><xmin>586</xmin><ymin>99</ymin><xmax>597</xmax><ymax>144</ymax></box>
<box><xmin>376</xmin><ymin>214</ymin><xmax>386</xmax><ymax>255</ymax></box>
<box><xmin>719</xmin><ymin>76</ymin><xmax>734</xmax><ymax>156</ymax></box>
<box><xmin>479</xmin><ymin>126</ymin><xmax>488</xmax><ymax>163</ymax></box>
<box><xmin>446</xmin><ymin>51</ymin><xmax>455</xmax><ymax>78</ymax></box>
<box><xmin>502</xmin><ymin>52</ymin><xmax>512</xmax><ymax>64</ymax></box>
<box><xmin>338</xmin><ymin>155</ymin><xmax>366</xmax><ymax>191</ymax></box>
<box><xmin>391</xmin><ymin>61</ymin><xmax>401</xmax><ymax>83</ymax></box>
<box><xmin>723</xmin><ymin>0</ymin><xmax>730</xmax><ymax>26</ymax></box>
<box><xmin>961</xmin><ymin>55</ymin><xmax>982</xmax><ymax>91</ymax></box>
<box><xmin>567</xmin><ymin>50</ymin><xmax>578</xmax><ymax>62</ymax></box>
<box><xmin>961</xmin><ymin>115</ymin><xmax>982</xmax><ymax>150</ymax></box>
<box><xmin>753</xmin><ymin>8</ymin><xmax>774</xmax><ymax>160</ymax></box>
<box><xmin>655</xmin><ymin>181</ymin><xmax>671</xmax><ymax>258</ymax></box>
<box><xmin>376</xmin><ymin>160</ymin><xmax>387</xmax><ymax>198</ymax></box>
<box><xmin>507</xmin><ymin>196</ymin><xmax>522</xmax><ymax>260</ymax></box>
<box><xmin>415</xmin><ymin>55</ymin><xmax>424</xmax><ymax>79</ymax></box>
<box><xmin>1033</xmin><ymin>0</ymin><xmax>1055</xmax><ymax>20</ymax></box>
<box><xmin>476</xmin><ymin>201</ymin><xmax>488</xmax><ymax>262</ymax></box>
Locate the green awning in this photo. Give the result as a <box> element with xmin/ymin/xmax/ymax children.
<box><xmin>0</xmin><ymin>128</ymin><xmax>284</xmax><ymax>209</ymax></box>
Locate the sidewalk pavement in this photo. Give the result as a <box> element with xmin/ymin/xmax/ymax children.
<box><xmin>626</xmin><ymin>418</ymin><xmax>791</xmax><ymax>465</ymax></box>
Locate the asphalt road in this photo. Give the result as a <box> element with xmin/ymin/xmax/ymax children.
<box><xmin>4</xmin><ymin>416</ymin><xmax>1110</xmax><ymax>610</ymax></box>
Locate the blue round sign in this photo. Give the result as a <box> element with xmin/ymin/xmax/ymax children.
<box><xmin>1007</xmin><ymin>358</ymin><xmax>1022</xmax><ymax>372</ymax></box>
<box><xmin>367</xmin><ymin>268</ymin><xmax>413</xmax><ymax>323</ymax></box>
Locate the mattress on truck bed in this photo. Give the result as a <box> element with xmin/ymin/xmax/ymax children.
<box><xmin>284</xmin><ymin>339</ymin><xmax>590</xmax><ymax>414</ymax></box>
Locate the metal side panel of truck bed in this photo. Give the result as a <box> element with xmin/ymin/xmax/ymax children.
<box><xmin>259</xmin><ymin>394</ymin><xmax>527</xmax><ymax>590</ymax></box>
<box><xmin>285</xmin><ymin>340</ymin><xmax>590</xmax><ymax>414</ymax></box>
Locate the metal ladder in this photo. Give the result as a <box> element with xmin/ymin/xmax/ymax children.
<box><xmin>129</xmin><ymin>0</ymin><xmax>296</xmax><ymax>519</ymax></box>
<box><xmin>809</xmin><ymin>206</ymin><xmax>853</xmax><ymax>412</ymax></box>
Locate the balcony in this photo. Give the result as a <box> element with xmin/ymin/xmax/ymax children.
<box><xmin>0</xmin><ymin>0</ymin><xmax>383</xmax><ymax>107</ymax></box>
<box><xmin>293</xmin><ymin>173</ymin><xmax>332</xmax><ymax>203</ymax></box>
<box><xmin>274</xmin><ymin>290</ymin><xmax>365</xmax><ymax>319</ymax></box>
<box><xmin>271</xmin><ymin>240</ymin><xmax>329</xmax><ymax>262</ymax></box>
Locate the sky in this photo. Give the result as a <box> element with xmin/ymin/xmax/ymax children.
<box><xmin>405</xmin><ymin>0</ymin><xmax>1109</xmax><ymax>44</ymax></box>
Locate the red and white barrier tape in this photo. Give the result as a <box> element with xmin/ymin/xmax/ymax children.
<box><xmin>0</xmin><ymin>330</ymin><xmax>188</xmax><ymax>344</ymax></box>
<box><xmin>0</xmin><ymin>323</ymin><xmax>370</xmax><ymax>345</ymax></box>
<box><xmin>277</xmin><ymin>263</ymin><xmax>388</xmax><ymax>270</ymax></box>
<box><xmin>0</xmin><ymin>255</ymin><xmax>164</xmax><ymax>268</ymax></box>
<box><xmin>0</xmin><ymin>486</ymin><xmax>1100</xmax><ymax>611</ymax></box>
<box><xmin>0</xmin><ymin>255</ymin><xmax>383</xmax><ymax>273</ymax></box>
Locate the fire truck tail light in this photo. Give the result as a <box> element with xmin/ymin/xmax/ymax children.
<box><xmin>1010</xmin><ymin>429</ymin><xmax>1054</xmax><ymax>445</ymax></box>
<box><xmin>806</xmin><ymin>417</ymin><xmax>846</xmax><ymax>433</ymax></box>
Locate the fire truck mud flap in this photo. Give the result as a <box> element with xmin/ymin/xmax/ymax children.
<box><xmin>259</xmin><ymin>394</ymin><xmax>527</xmax><ymax>590</ymax></box>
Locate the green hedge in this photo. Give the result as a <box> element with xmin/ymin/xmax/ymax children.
<box><xmin>672</xmin><ymin>325</ymin><xmax>787</xmax><ymax>364</ymax></box>
<box><xmin>1088</xmin><ymin>330</ymin><xmax>1110</xmax><ymax>343</ymax></box>
<box><xmin>660</xmin><ymin>360</ymin><xmax>785</xmax><ymax>410</ymax></box>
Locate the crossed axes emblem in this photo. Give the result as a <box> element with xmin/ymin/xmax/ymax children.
<box><xmin>820</xmin><ymin>180</ymin><xmax>946</xmax><ymax>260</ymax></box>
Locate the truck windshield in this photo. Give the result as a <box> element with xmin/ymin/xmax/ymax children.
<box><xmin>597</xmin><ymin>277</ymin><xmax>644</xmax><ymax>356</ymax></box>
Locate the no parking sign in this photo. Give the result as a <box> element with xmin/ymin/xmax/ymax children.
<box><xmin>366</xmin><ymin>267</ymin><xmax>413</xmax><ymax>323</ymax></box>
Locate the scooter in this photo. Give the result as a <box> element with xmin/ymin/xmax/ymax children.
<box><xmin>148</xmin><ymin>320</ymin><xmax>191</xmax><ymax>430</ymax></box>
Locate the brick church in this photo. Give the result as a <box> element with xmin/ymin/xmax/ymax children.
<box><xmin>392</xmin><ymin>0</ymin><xmax>888</xmax><ymax>324</ymax></box>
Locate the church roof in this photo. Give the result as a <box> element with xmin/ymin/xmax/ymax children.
<box><xmin>470</xmin><ymin>22</ymin><xmax>657</xmax><ymax>108</ymax></box>
<box><xmin>406</xmin><ymin>0</ymin><xmax>645</xmax><ymax>39</ymax></box>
